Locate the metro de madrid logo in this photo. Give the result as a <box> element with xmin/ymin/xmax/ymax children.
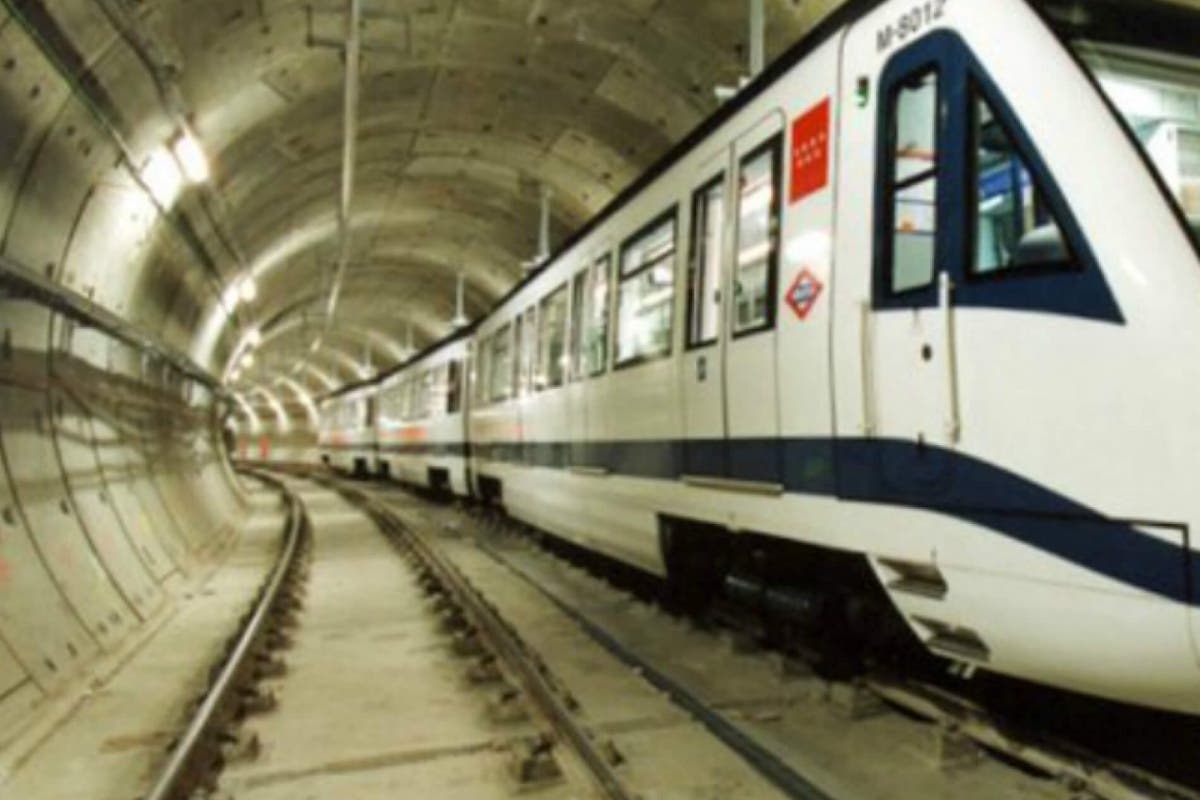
<box><xmin>785</xmin><ymin>268</ymin><xmax>824</xmax><ymax>321</ymax></box>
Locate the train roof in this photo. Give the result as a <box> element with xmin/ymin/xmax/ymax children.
<box><xmin>322</xmin><ymin>321</ymin><xmax>478</xmax><ymax>401</ymax></box>
<box><xmin>322</xmin><ymin>0</ymin><xmax>1193</xmax><ymax>403</ymax></box>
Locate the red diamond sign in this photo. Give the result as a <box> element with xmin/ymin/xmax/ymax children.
<box><xmin>785</xmin><ymin>269</ymin><xmax>823</xmax><ymax>321</ymax></box>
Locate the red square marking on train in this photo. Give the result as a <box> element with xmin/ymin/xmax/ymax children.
<box><xmin>785</xmin><ymin>269</ymin><xmax>823</xmax><ymax>320</ymax></box>
<box><xmin>790</xmin><ymin>98</ymin><xmax>831</xmax><ymax>204</ymax></box>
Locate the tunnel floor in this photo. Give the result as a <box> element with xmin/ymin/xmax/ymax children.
<box><xmin>6</xmin><ymin>473</ymin><xmax>1195</xmax><ymax>799</ymax></box>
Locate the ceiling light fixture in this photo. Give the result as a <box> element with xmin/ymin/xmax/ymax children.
<box><xmin>142</xmin><ymin>147</ymin><xmax>183</xmax><ymax>208</ymax></box>
<box><xmin>239</xmin><ymin>275</ymin><xmax>258</xmax><ymax>302</ymax></box>
<box><xmin>171</xmin><ymin>131</ymin><xmax>210</xmax><ymax>183</ymax></box>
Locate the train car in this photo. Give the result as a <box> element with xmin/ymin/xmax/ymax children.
<box><xmin>374</xmin><ymin>333</ymin><xmax>472</xmax><ymax>496</ymax></box>
<box><xmin>317</xmin><ymin>382</ymin><xmax>377</xmax><ymax>477</ymax></box>
<box><xmin>462</xmin><ymin>0</ymin><xmax>1200</xmax><ymax>715</ymax></box>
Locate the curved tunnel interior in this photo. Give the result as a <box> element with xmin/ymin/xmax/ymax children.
<box><xmin>0</xmin><ymin>0</ymin><xmax>844</xmax><ymax>746</ymax></box>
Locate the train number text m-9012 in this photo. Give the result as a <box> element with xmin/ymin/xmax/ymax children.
<box><xmin>877</xmin><ymin>0</ymin><xmax>947</xmax><ymax>53</ymax></box>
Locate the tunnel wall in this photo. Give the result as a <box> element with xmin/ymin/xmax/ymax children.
<box><xmin>0</xmin><ymin>4</ymin><xmax>262</xmax><ymax>742</ymax></box>
<box><xmin>0</xmin><ymin>299</ymin><xmax>248</xmax><ymax>745</ymax></box>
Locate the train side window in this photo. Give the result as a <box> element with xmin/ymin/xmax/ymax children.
<box><xmin>886</xmin><ymin>69</ymin><xmax>940</xmax><ymax>294</ymax></box>
<box><xmin>970</xmin><ymin>88</ymin><xmax>1073</xmax><ymax>275</ymax></box>
<box><xmin>488</xmin><ymin>324</ymin><xmax>513</xmax><ymax>403</ymax></box>
<box><xmin>616</xmin><ymin>209</ymin><xmax>677</xmax><ymax>366</ymax></box>
<box><xmin>688</xmin><ymin>175</ymin><xmax>725</xmax><ymax>347</ymax></box>
<box><xmin>584</xmin><ymin>254</ymin><xmax>612</xmax><ymax>376</ymax></box>
<box><xmin>568</xmin><ymin>270</ymin><xmax>586</xmax><ymax>381</ymax></box>
<box><xmin>447</xmin><ymin>360</ymin><xmax>462</xmax><ymax>414</ymax></box>
<box><xmin>537</xmin><ymin>283</ymin><xmax>568</xmax><ymax>390</ymax></box>
<box><xmin>472</xmin><ymin>346</ymin><xmax>489</xmax><ymax>407</ymax></box>
<box><xmin>518</xmin><ymin>306</ymin><xmax>537</xmax><ymax>396</ymax></box>
<box><xmin>429</xmin><ymin>367</ymin><xmax>442</xmax><ymax>417</ymax></box>
<box><xmin>399</xmin><ymin>378</ymin><xmax>412</xmax><ymax>421</ymax></box>
<box><xmin>418</xmin><ymin>369</ymin><xmax>435</xmax><ymax>419</ymax></box>
<box><xmin>733</xmin><ymin>139</ymin><xmax>780</xmax><ymax>335</ymax></box>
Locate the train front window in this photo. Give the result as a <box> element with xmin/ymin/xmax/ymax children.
<box><xmin>1063</xmin><ymin>19</ymin><xmax>1200</xmax><ymax>249</ymax></box>
<box><xmin>971</xmin><ymin>88</ymin><xmax>1070</xmax><ymax>275</ymax></box>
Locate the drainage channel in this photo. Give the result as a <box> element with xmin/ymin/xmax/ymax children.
<box><xmin>142</xmin><ymin>469</ymin><xmax>311</xmax><ymax>800</ymax></box>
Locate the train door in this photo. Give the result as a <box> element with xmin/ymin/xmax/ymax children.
<box><xmin>723</xmin><ymin>115</ymin><xmax>785</xmax><ymax>485</ymax></box>
<box><xmin>681</xmin><ymin>151</ymin><xmax>729</xmax><ymax>478</ymax></box>
<box><xmin>832</xmin><ymin>32</ymin><xmax>960</xmax><ymax>502</ymax></box>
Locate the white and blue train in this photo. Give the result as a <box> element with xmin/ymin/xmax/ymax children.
<box><xmin>319</xmin><ymin>0</ymin><xmax>1200</xmax><ymax>714</ymax></box>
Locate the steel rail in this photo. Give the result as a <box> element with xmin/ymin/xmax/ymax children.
<box><xmin>279</xmin><ymin>472</ymin><xmax>1200</xmax><ymax>800</ymax></box>
<box><xmin>330</xmin><ymin>480</ymin><xmax>638</xmax><ymax>800</ymax></box>
<box><xmin>468</xmin><ymin>526</ymin><xmax>835</xmax><ymax>800</ymax></box>
<box><xmin>464</xmin><ymin>507</ymin><xmax>1197</xmax><ymax>800</ymax></box>
<box><xmin>142</xmin><ymin>471</ymin><xmax>307</xmax><ymax>800</ymax></box>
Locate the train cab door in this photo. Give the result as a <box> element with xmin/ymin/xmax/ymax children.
<box><xmin>681</xmin><ymin>150</ymin><xmax>729</xmax><ymax>478</ymax></box>
<box><xmin>722</xmin><ymin>114</ymin><xmax>786</xmax><ymax>486</ymax></box>
<box><xmin>832</xmin><ymin>31</ymin><xmax>961</xmax><ymax>503</ymax></box>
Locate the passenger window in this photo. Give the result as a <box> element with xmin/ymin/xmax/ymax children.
<box><xmin>488</xmin><ymin>325</ymin><xmax>513</xmax><ymax>403</ymax></box>
<box><xmin>417</xmin><ymin>369</ymin><xmax>434</xmax><ymax>419</ymax></box>
<box><xmin>447</xmin><ymin>360</ymin><xmax>462</xmax><ymax>414</ymax></box>
<box><xmin>399</xmin><ymin>379</ymin><xmax>413</xmax><ymax>420</ymax></box>
<box><xmin>616</xmin><ymin>211</ymin><xmax>677</xmax><ymax>365</ymax></box>
<box><xmin>537</xmin><ymin>284</ymin><xmax>568</xmax><ymax>390</ymax></box>
<box><xmin>518</xmin><ymin>306</ymin><xmax>537</xmax><ymax>397</ymax></box>
<box><xmin>971</xmin><ymin>89</ymin><xmax>1072</xmax><ymax>274</ymax></box>
<box><xmin>688</xmin><ymin>176</ymin><xmax>725</xmax><ymax>347</ymax></box>
<box><xmin>568</xmin><ymin>271</ymin><xmax>586</xmax><ymax>381</ymax></box>
<box><xmin>887</xmin><ymin>70</ymin><xmax>940</xmax><ymax>294</ymax></box>
<box><xmin>471</xmin><ymin>346</ymin><xmax>489</xmax><ymax>407</ymax></box>
<box><xmin>733</xmin><ymin>141</ymin><xmax>779</xmax><ymax>334</ymax></box>
<box><xmin>584</xmin><ymin>255</ymin><xmax>611</xmax><ymax>376</ymax></box>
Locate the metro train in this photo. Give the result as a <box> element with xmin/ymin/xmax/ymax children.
<box><xmin>317</xmin><ymin>0</ymin><xmax>1200</xmax><ymax>715</ymax></box>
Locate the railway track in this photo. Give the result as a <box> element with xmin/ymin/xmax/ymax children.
<box><xmin>476</xmin><ymin>533</ymin><xmax>1200</xmax><ymax>800</ymax></box>
<box><xmin>153</xmin><ymin>471</ymin><xmax>804</xmax><ymax>798</ymax></box>
<box><xmin>142</xmin><ymin>470</ymin><xmax>312</xmax><ymax>800</ymax></box>
<box><xmin>145</xmin><ymin>467</ymin><xmax>1200</xmax><ymax>800</ymax></box>
<box><xmin>330</xmin><ymin>474</ymin><xmax>1200</xmax><ymax>800</ymax></box>
<box><xmin>323</xmin><ymin>476</ymin><xmax>647</xmax><ymax>800</ymax></box>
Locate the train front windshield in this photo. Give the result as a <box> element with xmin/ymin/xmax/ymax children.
<box><xmin>1053</xmin><ymin>1</ymin><xmax>1200</xmax><ymax>245</ymax></box>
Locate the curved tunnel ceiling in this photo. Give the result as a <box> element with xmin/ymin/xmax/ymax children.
<box><xmin>0</xmin><ymin>0</ymin><xmax>844</xmax><ymax>413</ymax></box>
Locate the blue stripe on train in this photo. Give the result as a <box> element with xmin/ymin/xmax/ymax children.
<box><xmin>367</xmin><ymin>436</ymin><xmax>1191</xmax><ymax>605</ymax></box>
